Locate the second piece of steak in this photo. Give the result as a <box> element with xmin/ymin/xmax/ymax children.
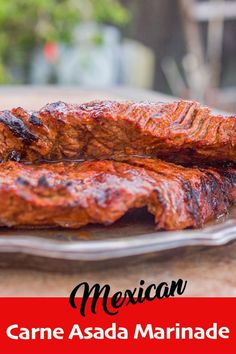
<box><xmin>0</xmin><ymin>100</ymin><xmax>235</xmax><ymax>164</ymax></box>
<box><xmin>0</xmin><ymin>158</ymin><xmax>235</xmax><ymax>230</ymax></box>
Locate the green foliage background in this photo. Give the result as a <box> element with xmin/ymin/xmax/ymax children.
<box><xmin>0</xmin><ymin>0</ymin><xmax>129</xmax><ymax>83</ymax></box>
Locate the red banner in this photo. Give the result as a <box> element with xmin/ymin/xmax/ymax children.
<box><xmin>0</xmin><ymin>298</ymin><xmax>235</xmax><ymax>354</ymax></box>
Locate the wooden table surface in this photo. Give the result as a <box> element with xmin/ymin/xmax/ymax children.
<box><xmin>0</xmin><ymin>85</ymin><xmax>235</xmax><ymax>297</ymax></box>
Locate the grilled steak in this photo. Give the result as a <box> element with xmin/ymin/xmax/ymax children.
<box><xmin>0</xmin><ymin>100</ymin><xmax>235</xmax><ymax>164</ymax></box>
<box><xmin>0</xmin><ymin>158</ymin><xmax>235</xmax><ymax>230</ymax></box>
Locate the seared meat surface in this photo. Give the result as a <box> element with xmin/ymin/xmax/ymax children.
<box><xmin>0</xmin><ymin>100</ymin><xmax>235</xmax><ymax>164</ymax></box>
<box><xmin>0</xmin><ymin>158</ymin><xmax>235</xmax><ymax>230</ymax></box>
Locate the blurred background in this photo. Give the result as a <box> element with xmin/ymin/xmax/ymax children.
<box><xmin>0</xmin><ymin>0</ymin><xmax>235</xmax><ymax>111</ymax></box>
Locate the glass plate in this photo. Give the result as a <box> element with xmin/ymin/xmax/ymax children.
<box><xmin>0</xmin><ymin>208</ymin><xmax>235</xmax><ymax>264</ymax></box>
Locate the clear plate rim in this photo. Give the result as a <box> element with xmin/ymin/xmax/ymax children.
<box><xmin>0</xmin><ymin>219</ymin><xmax>235</xmax><ymax>261</ymax></box>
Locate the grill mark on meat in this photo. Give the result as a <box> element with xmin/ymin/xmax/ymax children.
<box><xmin>197</xmin><ymin>114</ymin><xmax>220</xmax><ymax>143</ymax></box>
<box><xmin>212</xmin><ymin>175</ymin><xmax>229</xmax><ymax>207</ymax></box>
<box><xmin>218</xmin><ymin>169</ymin><xmax>236</xmax><ymax>185</ymax></box>
<box><xmin>196</xmin><ymin>120</ymin><xmax>210</xmax><ymax>142</ymax></box>
<box><xmin>29</xmin><ymin>114</ymin><xmax>43</xmax><ymax>127</ymax></box>
<box><xmin>171</xmin><ymin>102</ymin><xmax>196</xmax><ymax>127</ymax></box>
<box><xmin>151</xmin><ymin>188</ymin><xmax>168</xmax><ymax>229</ymax></box>
<box><xmin>187</xmin><ymin>110</ymin><xmax>207</xmax><ymax>140</ymax></box>
<box><xmin>37</xmin><ymin>175</ymin><xmax>50</xmax><ymax>187</ymax></box>
<box><xmin>7</xmin><ymin>150</ymin><xmax>22</xmax><ymax>162</ymax></box>
<box><xmin>213</xmin><ymin>168</ymin><xmax>236</xmax><ymax>204</ymax></box>
<box><xmin>150</xmin><ymin>112</ymin><xmax>163</xmax><ymax>119</ymax></box>
<box><xmin>216</xmin><ymin>121</ymin><xmax>223</xmax><ymax>144</ymax></box>
<box><xmin>16</xmin><ymin>177</ymin><xmax>30</xmax><ymax>186</ymax></box>
<box><xmin>200</xmin><ymin>175</ymin><xmax>211</xmax><ymax>208</ymax></box>
<box><xmin>178</xmin><ymin>108</ymin><xmax>198</xmax><ymax>130</ymax></box>
<box><xmin>180</xmin><ymin>180</ymin><xmax>201</xmax><ymax>225</ymax></box>
<box><xmin>0</xmin><ymin>111</ymin><xmax>38</xmax><ymax>144</ymax></box>
<box><xmin>202</xmin><ymin>171</ymin><xmax>227</xmax><ymax>213</ymax></box>
<box><xmin>153</xmin><ymin>189</ymin><xmax>167</xmax><ymax>211</ymax></box>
